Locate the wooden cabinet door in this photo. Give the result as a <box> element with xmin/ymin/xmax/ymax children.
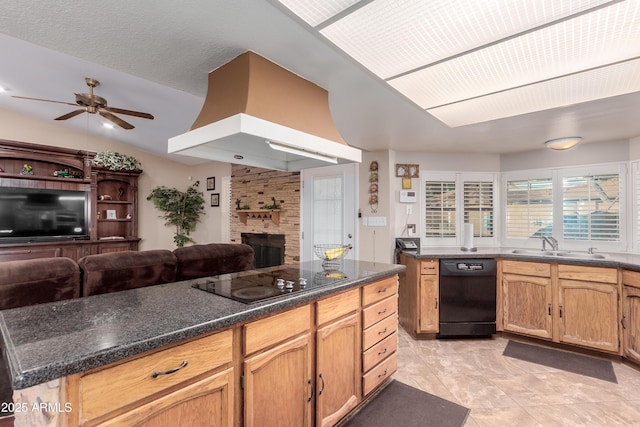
<box><xmin>316</xmin><ymin>313</ymin><xmax>360</xmax><ymax>427</ymax></box>
<box><xmin>244</xmin><ymin>334</ymin><xmax>313</xmax><ymax>427</ymax></box>
<box><xmin>558</xmin><ymin>279</ymin><xmax>619</xmax><ymax>352</ymax></box>
<box><xmin>419</xmin><ymin>275</ymin><xmax>439</xmax><ymax>333</ymax></box>
<box><xmin>96</xmin><ymin>368</ymin><xmax>234</xmax><ymax>427</ymax></box>
<box><xmin>623</xmin><ymin>285</ymin><xmax>640</xmax><ymax>363</ymax></box>
<box><xmin>502</xmin><ymin>274</ymin><xmax>553</xmax><ymax>339</ymax></box>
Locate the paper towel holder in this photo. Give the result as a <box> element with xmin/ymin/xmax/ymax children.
<box><xmin>461</xmin><ymin>223</ymin><xmax>477</xmax><ymax>251</ymax></box>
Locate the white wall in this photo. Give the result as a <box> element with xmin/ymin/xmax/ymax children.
<box><xmin>0</xmin><ymin>108</ymin><xmax>230</xmax><ymax>250</ymax></box>
<box><xmin>358</xmin><ymin>150</ymin><xmax>394</xmax><ymax>263</ymax></box>
<box><xmin>501</xmin><ymin>140</ymin><xmax>629</xmax><ymax>171</ymax></box>
<box><xmin>630</xmin><ymin>136</ymin><xmax>640</xmax><ymax>160</ymax></box>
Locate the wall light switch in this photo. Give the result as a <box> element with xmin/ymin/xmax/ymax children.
<box><xmin>406</xmin><ymin>205</ymin><xmax>412</xmax><ymax>214</ymax></box>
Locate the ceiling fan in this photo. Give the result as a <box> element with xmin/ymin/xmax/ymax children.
<box><xmin>12</xmin><ymin>77</ymin><xmax>154</xmax><ymax>130</ymax></box>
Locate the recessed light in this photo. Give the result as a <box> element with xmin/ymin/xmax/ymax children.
<box><xmin>234</xmin><ymin>155</ymin><xmax>244</xmax><ymax>160</ymax></box>
<box><xmin>0</xmin><ymin>86</ymin><xmax>6</xmax><ymax>93</ymax></box>
<box><xmin>545</xmin><ymin>137</ymin><xmax>582</xmax><ymax>150</ymax></box>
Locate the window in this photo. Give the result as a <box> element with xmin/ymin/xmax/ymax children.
<box><xmin>562</xmin><ymin>174</ymin><xmax>620</xmax><ymax>242</ymax></box>
<box><xmin>422</xmin><ymin>173</ymin><xmax>497</xmax><ymax>246</ymax></box>
<box><xmin>503</xmin><ymin>164</ymin><xmax>626</xmax><ymax>251</ymax></box>
<box><xmin>505</xmin><ymin>178</ymin><xmax>553</xmax><ymax>239</ymax></box>
<box><xmin>463</xmin><ymin>181</ymin><xmax>494</xmax><ymax>238</ymax></box>
<box><xmin>424</xmin><ymin>180</ymin><xmax>456</xmax><ymax>238</ymax></box>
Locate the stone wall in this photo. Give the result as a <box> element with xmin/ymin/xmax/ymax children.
<box><xmin>230</xmin><ymin>165</ymin><xmax>301</xmax><ymax>264</ymax></box>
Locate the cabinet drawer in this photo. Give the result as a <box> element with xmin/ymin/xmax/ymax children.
<box><xmin>362</xmin><ymin>276</ymin><xmax>397</xmax><ymax>307</ymax></box>
<box><xmin>316</xmin><ymin>288</ymin><xmax>360</xmax><ymax>325</ymax></box>
<box><xmin>420</xmin><ymin>260</ymin><xmax>438</xmax><ymax>275</ymax></box>
<box><xmin>363</xmin><ymin>332</ymin><xmax>397</xmax><ymax>373</ymax></box>
<box><xmin>558</xmin><ymin>264</ymin><xmax>617</xmax><ymax>284</ymax></box>
<box><xmin>80</xmin><ymin>329</ymin><xmax>233</xmax><ymax>422</ymax></box>
<box><xmin>363</xmin><ymin>313</ymin><xmax>397</xmax><ymax>351</ymax></box>
<box><xmin>244</xmin><ymin>304</ymin><xmax>311</xmax><ymax>355</ymax></box>
<box><xmin>362</xmin><ymin>295</ymin><xmax>397</xmax><ymax>329</ymax></box>
<box><xmin>502</xmin><ymin>260</ymin><xmax>550</xmax><ymax>277</ymax></box>
<box><xmin>362</xmin><ymin>352</ymin><xmax>397</xmax><ymax>396</ymax></box>
<box><xmin>623</xmin><ymin>270</ymin><xmax>640</xmax><ymax>289</ymax></box>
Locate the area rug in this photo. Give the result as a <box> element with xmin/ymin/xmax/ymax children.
<box><xmin>344</xmin><ymin>380</ymin><xmax>470</xmax><ymax>427</ymax></box>
<box><xmin>503</xmin><ymin>340</ymin><xmax>617</xmax><ymax>383</ymax></box>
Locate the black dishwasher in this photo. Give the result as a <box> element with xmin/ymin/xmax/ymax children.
<box><xmin>437</xmin><ymin>259</ymin><xmax>496</xmax><ymax>338</ymax></box>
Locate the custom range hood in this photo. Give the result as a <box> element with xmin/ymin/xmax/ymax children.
<box><xmin>168</xmin><ymin>52</ymin><xmax>361</xmax><ymax>171</ymax></box>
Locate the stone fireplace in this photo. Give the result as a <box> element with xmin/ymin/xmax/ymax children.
<box><xmin>230</xmin><ymin>165</ymin><xmax>300</xmax><ymax>264</ymax></box>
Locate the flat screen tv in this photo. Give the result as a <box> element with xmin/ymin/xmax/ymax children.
<box><xmin>0</xmin><ymin>187</ymin><xmax>90</xmax><ymax>243</ymax></box>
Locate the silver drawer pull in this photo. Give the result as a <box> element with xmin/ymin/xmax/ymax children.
<box><xmin>151</xmin><ymin>360</ymin><xmax>188</xmax><ymax>378</ymax></box>
<box><xmin>377</xmin><ymin>287</ymin><xmax>387</xmax><ymax>293</ymax></box>
<box><xmin>377</xmin><ymin>369</ymin><xmax>388</xmax><ymax>378</ymax></box>
<box><xmin>378</xmin><ymin>327</ymin><xmax>388</xmax><ymax>335</ymax></box>
<box><xmin>378</xmin><ymin>348</ymin><xmax>387</xmax><ymax>356</ymax></box>
<box><xmin>378</xmin><ymin>308</ymin><xmax>387</xmax><ymax>315</ymax></box>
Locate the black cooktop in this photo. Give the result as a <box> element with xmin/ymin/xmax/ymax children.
<box><xmin>191</xmin><ymin>266</ymin><xmax>348</xmax><ymax>304</ymax></box>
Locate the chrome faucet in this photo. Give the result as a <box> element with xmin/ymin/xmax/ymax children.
<box><xmin>541</xmin><ymin>236</ymin><xmax>558</xmax><ymax>251</ymax></box>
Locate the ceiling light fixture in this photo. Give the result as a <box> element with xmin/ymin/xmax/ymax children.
<box><xmin>266</xmin><ymin>140</ymin><xmax>338</xmax><ymax>164</ymax></box>
<box><xmin>544</xmin><ymin>137</ymin><xmax>582</xmax><ymax>150</ymax></box>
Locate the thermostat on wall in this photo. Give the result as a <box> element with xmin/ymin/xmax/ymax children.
<box><xmin>399</xmin><ymin>190</ymin><xmax>417</xmax><ymax>203</ymax></box>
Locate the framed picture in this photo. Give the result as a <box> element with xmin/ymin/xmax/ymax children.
<box><xmin>402</xmin><ymin>178</ymin><xmax>412</xmax><ymax>189</ymax></box>
<box><xmin>210</xmin><ymin>193</ymin><xmax>220</xmax><ymax>207</ymax></box>
<box><xmin>106</xmin><ymin>209</ymin><xmax>117</xmax><ymax>220</ymax></box>
<box><xmin>408</xmin><ymin>164</ymin><xmax>420</xmax><ymax>178</ymax></box>
<box><xmin>206</xmin><ymin>177</ymin><xmax>215</xmax><ymax>191</ymax></box>
<box><xmin>395</xmin><ymin>164</ymin><xmax>408</xmax><ymax>177</ymax></box>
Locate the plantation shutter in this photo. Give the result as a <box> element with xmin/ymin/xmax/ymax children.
<box><xmin>463</xmin><ymin>181</ymin><xmax>494</xmax><ymax>237</ymax></box>
<box><xmin>424</xmin><ymin>180</ymin><xmax>456</xmax><ymax>238</ymax></box>
<box><xmin>562</xmin><ymin>174</ymin><xmax>619</xmax><ymax>241</ymax></box>
<box><xmin>505</xmin><ymin>178</ymin><xmax>553</xmax><ymax>239</ymax></box>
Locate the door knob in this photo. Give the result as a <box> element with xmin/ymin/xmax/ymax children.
<box><xmin>347</xmin><ymin>234</ymin><xmax>352</xmax><ymax>238</ymax></box>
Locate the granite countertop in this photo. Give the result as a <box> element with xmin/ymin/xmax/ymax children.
<box><xmin>400</xmin><ymin>246</ymin><xmax>640</xmax><ymax>272</ymax></box>
<box><xmin>0</xmin><ymin>260</ymin><xmax>405</xmax><ymax>390</ymax></box>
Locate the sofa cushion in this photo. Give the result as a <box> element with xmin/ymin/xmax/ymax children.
<box><xmin>0</xmin><ymin>257</ymin><xmax>80</xmax><ymax>310</ymax></box>
<box><xmin>174</xmin><ymin>243</ymin><xmax>254</xmax><ymax>281</ymax></box>
<box><xmin>78</xmin><ymin>250</ymin><xmax>178</xmax><ymax>297</ymax></box>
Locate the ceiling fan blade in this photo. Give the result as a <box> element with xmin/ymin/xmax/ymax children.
<box><xmin>12</xmin><ymin>96</ymin><xmax>77</xmax><ymax>107</ymax></box>
<box><xmin>99</xmin><ymin>110</ymin><xmax>134</xmax><ymax>130</ymax></box>
<box><xmin>104</xmin><ymin>106</ymin><xmax>154</xmax><ymax>120</ymax></box>
<box><xmin>55</xmin><ymin>109</ymin><xmax>86</xmax><ymax>121</ymax></box>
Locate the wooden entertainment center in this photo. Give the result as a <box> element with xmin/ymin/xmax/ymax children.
<box><xmin>0</xmin><ymin>139</ymin><xmax>141</xmax><ymax>262</ymax></box>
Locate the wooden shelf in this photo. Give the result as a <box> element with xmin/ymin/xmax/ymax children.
<box><xmin>0</xmin><ymin>172</ymin><xmax>89</xmax><ymax>183</ymax></box>
<box><xmin>97</xmin><ymin>200</ymin><xmax>133</xmax><ymax>205</ymax></box>
<box><xmin>237</xmin><ymin>209</ymin><xmax>280</xmax><ymax>226</ymax></box>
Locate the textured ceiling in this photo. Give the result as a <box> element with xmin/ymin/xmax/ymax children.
<box><xmin>0</xmin><ymin>0</ymin><xmax>639</xmax><ymax>164</ymax></box>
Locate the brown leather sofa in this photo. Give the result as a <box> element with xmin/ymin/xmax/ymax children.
<box><xmin>0</xmin><ymin>257</ymin><xmax>81</xmax><ymax>310</ymax></box>
<box><xmin>77</xmin><ymin>243</ymin><xmax>254</xmax><ymax>297</ymax></box>
<box><xmin>78</xmin><ymin>249</ymin><xmax>179</xmax><ymax>297</ymax></box>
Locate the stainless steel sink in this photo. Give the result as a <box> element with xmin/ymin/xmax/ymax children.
<box><xmin>555</xmin><ymin>251</ymin><xmax>606</xmax><ymax>259</ymax></box>
<box><xmin>510</xmin><ymin>249</ymin><xmax>555</xmax><ymax>256</ymax></box>
<box><xmin>510</xmin><ymin>249</ymin><xmax>606</xmax><ymax>259</ymax></box>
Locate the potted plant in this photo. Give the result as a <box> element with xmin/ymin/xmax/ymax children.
<box><xmin>147</xmin><ymin>181</ymin><xmax>205</xmax><ymax>247</ymax></box>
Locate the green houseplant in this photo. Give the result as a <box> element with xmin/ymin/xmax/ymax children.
<box><xmin>147</xmin><ymin>181</ymin><xmax>205</xmax><ymax>247</ymax></box>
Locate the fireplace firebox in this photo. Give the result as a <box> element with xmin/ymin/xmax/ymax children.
<box><xmin>241</xmin><ymin>233</ymin><xmax>285</xmax><ymax>268</ymax></box>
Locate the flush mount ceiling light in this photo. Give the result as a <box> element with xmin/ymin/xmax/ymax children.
<box><xmin>545</xmin><ymin>137</ymin><xmax>582</xmax><ymax>150</ymax></box>
<box><xmin>276</xmin><ymin>0</ymin><xmax>640</xmax><ymax>127</ymax></box>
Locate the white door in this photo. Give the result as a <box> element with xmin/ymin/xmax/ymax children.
<box><xmin>301</xmin><ymin>163</ymin><xmax>358</xmax><ymax>263</ymax></box>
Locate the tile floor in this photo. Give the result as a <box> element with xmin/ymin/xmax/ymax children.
<box><xmin>393</xmin><ymin>327</ymin><xmax>640</xmax><ymax>426</ymax></box>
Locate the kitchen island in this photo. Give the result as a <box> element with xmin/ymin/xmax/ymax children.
<box><xmin>0</xmin><ymin>259</ymin><xmax>404</xmax><ymax>427</ymax></box>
